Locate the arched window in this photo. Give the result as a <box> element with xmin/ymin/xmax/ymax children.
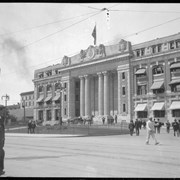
<box><xmin>39</xmin><ymin>86</ymin><xmax>43</xmax><ymax>92</ymax></box>
<box><xmin>152</xmin><ymin>65</ymin><xmax>164</xmax><ymax>75</ymax></box>
<box><xmin>47</xmin><ymin>84</ymin><xmax>52</xmax><ymax>91</ymax></box>
<box><xmin>55</xmin><ymin>83</ymin><xmax>60</xmax><ymax>91</ymax></box>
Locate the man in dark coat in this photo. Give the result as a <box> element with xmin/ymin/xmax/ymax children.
<box><xmin>172</xmin><ymin>119</ymin><xmax>179</xmax><ymax>137</ymax></box>
<box><xmin>129</xmin><ymin>120</ymin><xmax>135</xmax><ymax>136</ymax></box>
<box><xmin>134</xmin><ymin>119</ymin><xmax>140</xmax><ymax>136</ymax></box>
<box><xmin>166</xmin><ymin>120</ymin><xmax>171</xmax><ymax>134</ymax></box>
<box><xmin>0</xmin><ymin>115</ymin><xmax>5</xmax><ymax>176</ymax></box>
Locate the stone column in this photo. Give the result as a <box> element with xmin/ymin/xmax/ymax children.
<box><xmin>79</xmin><ymin>76</ymin><xmax>85</xmax><ymax>117</ymax></box>
<box><xmin>84</xmin><ymin>75</ymin><xmax>91</xmax><ymax>117</ymax></box>
<box><xmin>97</xmin><ymin>72</ymin><xmax>104</xmax><ymax>116</ymax></box>
<box><xmin>103</xmin><ymin>71</ymin><xmax>110</xmax><ymax>116</ymax></box>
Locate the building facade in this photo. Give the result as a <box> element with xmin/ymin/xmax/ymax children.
<box><xmin>33</xmin><ymin>33</ymin><xmax>180</xmax><ymax>125</ymax></box>
<box><xmin>20</xmin><ymin>91</ymin><xmax>34</xmax><ymax>109</ymax></box>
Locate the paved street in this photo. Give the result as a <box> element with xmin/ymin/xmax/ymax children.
<box><xmin>2</xmin><ymin>127</ymin><xmax>180</xmax><ymax>178</ymax></box>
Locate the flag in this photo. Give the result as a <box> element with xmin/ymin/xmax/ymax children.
<box><xmin>92</xmin><ymin>25</ymin><xmax>96</xmax><ymax>45</ymax></box>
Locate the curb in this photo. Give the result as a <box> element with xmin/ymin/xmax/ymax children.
<box><xmin>5</xmin><ymin>133</ymin><xmax>85</xmax><ymax>138</ymax></box>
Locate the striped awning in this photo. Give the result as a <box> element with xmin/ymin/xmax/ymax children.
<box><xmin>134</xmin><ymin>104</ymin><xmax>147</xmax><ymax>111</ymax></box>
<box><xmin>151</xmin><ymin>102</ymin><xmax>165</xmax><ymax>111</ymax></box>
<box><xmin>44</xmin><ymin>96</ymin><xmax>52</xmax><ymax>102</ymax></box>
<box><xmin>36</xmin><ymin>96</ymin><xmax>44</xmax><ymax>103</ymax></box>
<box><xmin>169</xmin><ymin>79</ymin><xmax>180</xmax><ymax>85</ymax></box>
<box><xmin>170</xmin><ymin>62</ymin><xmax>180</xmax><ymax>69</ymax></box>
<box><xmin>169</xmin><ymin>101</ymin><xmax>180</xmax><ymax>110</ymax></box>
<box><xmin>151</xmin><ymin>81</ymin><xmax>164</xmax><ymax>90</ymax></box>
<box><xmin>52</xmin><ymin>94</ymin><xmax>60</xmax><ymax>101</ymax></box>
<box><xmin>135</xmin><ymin>68</ymin><xmax>146</xmax><ymax>75</ymax></box>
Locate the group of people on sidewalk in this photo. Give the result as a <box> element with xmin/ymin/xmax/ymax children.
<box><xmin>27</xmin><ymin>120</ymin><xmax>37</xmax><ymax>134</ymax></box>
<box><xmin>128</xmin><ymin>119</ymin><xmax>146</xmax><ymax>136</ymax></box>
<box><xmin>129</xmin><ymin>117</ymin><xmax>160</xmax><ymax>145</ymax></box>
<box><xmin>128</xmin><ymin>117</ymin><xmax>180</xmax><ymax>145</ymax></box>
<box><xmin>171</xmin><ymin>119</ymin><xmax>180</xmax><ymax>137</ymax></box>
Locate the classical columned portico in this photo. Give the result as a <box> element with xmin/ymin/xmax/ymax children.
<box><xmin>97</xmin><ymin>72</ymin><xmax>104</xmax><ymax>116</ymax></box>
<box><xmin>84</xmin><ymin>75</ymin><xmax>91</xmax><ymax>117</ymax></box>
<box><xmin>103</xmin><ymin>71</ymin><xmax>110</xmax><ymax>116</ymax></box>
<box><xmin>79</xmin><ymin>76</ymin><xmax>85</xmax><ymax>117</ymax></box>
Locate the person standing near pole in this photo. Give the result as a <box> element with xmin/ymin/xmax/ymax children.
<box><xmin>0</xmin><ymin>115</ymin><xmax>5</xmax><ymax>176</ymax></box>
<box><xmin>134</xmin><ymin>119</ymin><xmax>140</xmax><ymax>136</ymax></box>
<box><xmin>166</xmin><ymin>120</ymin><xmax>171</xmax><ymax>134</ymax></box>
<box><xmin>129</xmin><ymin>120</ymin><xmax>135</xmax><ymax>136</ymax></box>
<box><xmin>146</xmin><ymin>117</ymin><xmax>159</xmax><ymax>145</ymax></box>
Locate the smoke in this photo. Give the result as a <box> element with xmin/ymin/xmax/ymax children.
<box><xmin>1</xmin><ymin>36</ymin><xmax>31</xmax><ymax>80</ymax></box>
<box><xmin>110</xmin><ymin>34</ymin><xmax>124</xmax><ymax>45</ymax></box>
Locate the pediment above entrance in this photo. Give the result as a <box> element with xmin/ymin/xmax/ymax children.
<box><xmin>80</xmin><ymin>44</ymin><xmax>106</xmax><ymax>62</ymax></box>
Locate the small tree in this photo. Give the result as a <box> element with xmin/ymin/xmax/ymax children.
<box><xmin>0</xmin><ymin>105</ymin><xmax>10</xmax><ymax>125</ymax></box>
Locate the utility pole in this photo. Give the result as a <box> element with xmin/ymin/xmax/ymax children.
<box><xmin>59</xmin><ymin>83</ymin><xmax>65</xmax><ymax>128</ymax></box>
<box><xmin>1</xmin><ymin>94</ymin><xmax>10</xmax><ymax>124</ymax></box>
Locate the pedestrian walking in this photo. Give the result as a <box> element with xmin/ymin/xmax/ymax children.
<box><xmin>178</xmin><ymin>120</ymin><xmax>180</xmax><ymax>137</ymax></box>
<box><xmin>172</xmin><ymin>119</ymin><xmax>179</xmax><ymax>137</ymax></box>
<box><xmin>154</xmin><ymin>118</ymin><xmax>158</xmax><ymax>133</ymax></box>
<box><xmin>146</xmin><ymin>117</ymin><xmax>159</xmax><ymax>145</ymax></box>
<box><xmin>156</xmin><ymin>119</ymin><xmax>162</xmax><ymax>134</ymax></box>
<box><xmin>139</xmin><ymin>119</ymin><xmax>142</xmax><ymax>129</ymax></box>
<box><xmin>134</xmin><ymin>119</ymin><xmax>140</xmax><ymax>136</ymax></box>
<box><xmin>31</xmin><ymin>121</ymin><xmax>36</xmax><ymax>134</ymax></box>
<box><xmin>102</xmin><ymin>117</ymin><xmax>105</xmax><ymax>125</ymax></box>
<box><xmin>27</xmin><ymin>120</ymin><xmax>32</xmax><ymax>134</ymax></box>
<box><xmin>114</xmin><ymin>115</ymin><xmax>117</xmax><ymax>124</ymax></box>
<box><xmin>166</xmin><ymin>120</ymin><xmax>171</xmax><ymax>134</ymax></box>
<box><xmin>129</xmin><ymin>120</ymin><xmax>135</xmax><ymax>136</ymax></box>
<box><xmin>0</xmin><ymin>116</ymin><xmax>5</xmax><ymax>176</ymax></box>
<box><xmin>143</xmin><ymin>120</ymin><xmax>146</xmax><ymax>129</ymax></box>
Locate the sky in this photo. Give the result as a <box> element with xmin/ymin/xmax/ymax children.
<box><xmin>0</xmin><ymin>3</ymin><xmax>180</xmax><ymax>105</ymax></box>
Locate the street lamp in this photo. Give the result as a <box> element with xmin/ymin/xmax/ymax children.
<box><xmin>1</xmin><ymin>94</ymin><xmax>10</xmax><ymax>124</ymax></box>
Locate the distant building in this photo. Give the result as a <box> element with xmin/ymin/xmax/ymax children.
<box><xmin>20</xmin><ymin>91</ymin><xmax>34</xmax><ymax>109</ymax></box>
<box><xmin>33</xmin><ymin>32</ymin><xmax>180</xmax><ymax>125</ymax></box>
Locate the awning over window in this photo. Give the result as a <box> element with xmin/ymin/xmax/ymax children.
<box><xmin>135</xmin><ymin>68</ymin><xmax>146</xmax><ymax>75</ymax></box>
<box><xmin>44</xmin><ymin>96</ymin><xmax>52</xmax><ymax>102</ymax></box>
<box><xmin>170</xmin><ymin>62</ymin><xmax>180</xmax><ymax>69</ymax></box>
<box><xmin>151</xmin><ymin>102</ymin><xmax>165</xmax><ymax>111</ymax></box>
<box><xmin>36</xmin><ymin>96</ymin><xmax>44</xmax><ymax>103</ymax></box>
<box><xmin>52</xmin><ymin>94</ymin><xmax>60</xmax><ymax>101</ymax></box>
<box><xmin>150</xmin><ymin>81</ymin><xmax>164</xmax><ymax>90</ymax></box>
<box><xmin>169</xmin><ymin>79</ymin><xmax>180</xmax><ymax>85</ymax></box>
<box><xmin>169</xmin><ymin>101</ymin><xmax>180</xmax><ymax>110</ymax></box>
<box><xmin>134</xmin><ymin>104</ymin><xmax>147</xmax><ymax>111</ymax></box>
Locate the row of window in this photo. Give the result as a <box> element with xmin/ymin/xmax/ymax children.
<box><xmin>38</xmin><ymin>69</ymin><xmax>61</xmax><ymax>79</ymax></box>
<box><xmin>135</xmin><ymin>39</ymin><xmax>180</xmax><ymax>57</ymax></box>
<box><xmin>22</xmin><ymin>95</ymin><xmax>34</xmax><ymax>100</ymax></box>
<box><xmin>39</xmin><ymin>83</ymin><xmax>67</xmax><ymax>93</ymax></box>
<box><xmin>22</xmin><ymin>101</ymin><xmax>34</xmax><ymax>107</ymax></box>
<box><xmin>38</xmin><ymin>108</ymin><xmax>67</xmax><ymax>121</ymax></box>
<box><xmin>137</xmin><ymin>110</ymin><xmax>180</xmax><ymax>118</ymax></box>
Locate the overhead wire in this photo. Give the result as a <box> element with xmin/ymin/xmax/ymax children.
<box><xmin>109</xmin><ymin>9</ymin><xmax>180</xmax><ymax>14</ymax></box>
<box><xmin>2</xmin><ymin>6</ymin><xmax>180</xmax><ymax>77</ymax></box>
<box><xmin>0</xmin><ymin>11</ymin><xmax>98</xmax><ymax>37</ymax></box>
<box><xmin>0</xmin><ymin>10</ymin><xmax>102</xmax><ymax>60</ymax></box>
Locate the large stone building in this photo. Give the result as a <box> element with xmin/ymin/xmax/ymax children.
<box><xmin>33</xmin><ymin>32</ymin><xmax>180</xmax><ymax>125</ymax></box>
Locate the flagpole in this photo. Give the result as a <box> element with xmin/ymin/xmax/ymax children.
<box><xmin>95</xmin><ymin>22</ymin><xmax>97</xmax><ymax>46</ymax></box>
